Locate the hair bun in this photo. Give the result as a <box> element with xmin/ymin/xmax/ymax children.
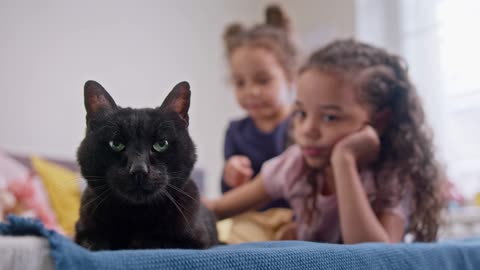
<box><xmin>223</xmin><ymin>23</ymin><xmax>244</xmax><ymax>42</ymax></box>
<box><xmin>265</xmin><ymin>4</ymin><xmax>290</xmax><ymax>33</ymax></box>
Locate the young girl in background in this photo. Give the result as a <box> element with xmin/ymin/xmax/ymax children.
<box><xmin>207</xmin><ymin>39</ymin><xmax>443</xmax><ymax>243</ymax></box>
<box><xmin>221</xmin><ymin>5</ymin><xmax>298</xmax><ymax>211</ymax></box>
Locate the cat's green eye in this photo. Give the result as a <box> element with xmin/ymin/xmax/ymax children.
<box><xmin>109</xmin><ymin>141</ymin><xmax>125</xmax><ymax>152</ymax></box>
<box><xmin>152</xmin><ymin>140</ymin><xmax>169</xmax><ymax>153</ymax></box>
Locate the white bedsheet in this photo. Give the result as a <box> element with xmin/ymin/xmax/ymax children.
<box><xmin>0</xmin><ymin>236</ymin><xmax>54</xmax><ymax>270</ymax></box>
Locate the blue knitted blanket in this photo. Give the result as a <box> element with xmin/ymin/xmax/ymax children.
<box><xmin>1</xmin><ymin>216</ymin><xmax>479</xmax><ymax>270</ymax></box>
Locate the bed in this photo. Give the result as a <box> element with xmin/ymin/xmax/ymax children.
<box><xmin>1</xmin><ymin>215</ymin><xmax>480</xmax><ymax>270</ymax></box>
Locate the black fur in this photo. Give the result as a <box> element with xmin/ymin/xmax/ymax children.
<box><xmin>75</xmin><ymin>80</ymin><xmax>218</xmax><ymax>250</ymax></box>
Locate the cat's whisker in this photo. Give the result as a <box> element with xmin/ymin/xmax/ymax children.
<box><xmin>167</xmin><ymin>170</ymin><xmax>184</xmax><ymax>174</ymax></box>
<box><xmin>81</xmin><ymin>175</ymin><xmax>105</xmax><ymax>179</ymax></box>
<box><xmin>164</xmin><ymin>188</ymin><xmax>197</xmax><ymax>217</ymax></box>
<box><xmin>84</xmin><ymin>179</ymin><xmax>105</xmax><ymax>182</ymax></box>
<box><xmin>62</xmin><ymin>175</ymin><xmax>106</xmax><ymax>185</ymax></box>
<box><xmin>84</xmin><ymin>185</ymin><xmax>108</xmax><ymax>195</ymax></box>
<box><xmin>81</xmin><ymin>187</ymin><xmax>110</xmax><ymax>210</ymax></box>
<box><xmin>163</xmin><ymin>192</ymin><xmax>194</xmax><ymax>216</ymax></box>
<box><xmin>167</xmin><ymin>172</ymin><xmax>190</xmax><ymax>177</ymax></box>
<box><xmin>82</xmin><ymin>179</ymin><xmax>107</xmax><ymax>184</ymax></box>
<box><xmin>56</xmin><ymin>176</ymin><xmax>102</xmax><ymax>190</ymax></box>
<box><xmin>157</xmin><ymin>120</ymin><xmax>176</xmax><ymax>130</ymax></box>
<box><xmin>166</xmin><ymin>183</ymin><xmax>199</xmax><ymax>203</ymax></box>
<box><xmin>168</xmin><ymin>175</ymin><xmax>191</xmax><ymax>179</ymax></box>
<box><xmin>166</xmin><ymin>175</ymin><xmax>199</xmax><ymax>181</ymax></box>
<box><xmin>90</xmin><ymin>190</ymin><xmax>111</xmax><ymax>217</ymax></box>
<box><xmin>89</xmin><ymin>185</ymin><xmax>109</xmax><ymax>192</ymax></box>
<box><xmin>162</xmin><ymin>191</ymin><xmax>194</xmax><ymax>234</ymax></box>
<box><xmin>60</xmin><ymin>176</ymin><xmax>86</xmax><ymax>183</ymax></box>
<box><xmin>44</xmin><ymin>180</ymin><xmax>84</xmax><ymax>193</ymax></box>
<box><xmin>95</xmin><ymin>121</ymin><xmax>118</xmax><ymax>135</ymax></box>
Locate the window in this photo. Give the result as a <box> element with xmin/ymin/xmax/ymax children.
<box><xmin>400</xmin><ymin>0</ymin><xmax>480</xmax><ymax>199</ymax></box>
<box><xmin>356</xmin><ymin>0</ymin><xmax>480</xmax><ymax>199</ymax></box>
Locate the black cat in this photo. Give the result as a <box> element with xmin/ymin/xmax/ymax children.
<box><xmin>74</xmin><ymin>80</ymin><xmax>218</xmax><ymax>250</ymax></box>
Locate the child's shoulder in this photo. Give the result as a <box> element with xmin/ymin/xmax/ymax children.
<box><xmin>228</xmin><ymin>116</ymin><xmax>290</xmax><ymax>134</ymax></box>
<box><xmin>227</xmin><ymin>116</ymin><xmax>253</xmax><ymax>131</ymax></box>
<box><xmin>262</xmin><ymin>145</ymin><xmax>305</xmax><ymax>177</ymax></box>
<box><xmin>261</xmin><ymin>145</ymin><xmax>307</xmax><ymax>198</ymax></box>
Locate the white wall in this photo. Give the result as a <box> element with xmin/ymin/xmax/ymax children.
<box><xmin>259</xmin><ymin>0</ymin><xmax>355</xmax><ymax>54</ymax></box>
<box><xmin>0</xmin><ymin>0</ymin><xmax>355</xmax><ymax>197</ymax></box>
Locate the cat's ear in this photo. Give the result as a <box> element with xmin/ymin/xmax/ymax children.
<box><xmin>160</xmin><ymin>81</ymin><xmax>191</xmax><ymax>125</ymax></box>
<box><xmin>84</xmin><ymin>80</ymin><xmax>117</xmax><ymax>118</ymax></box>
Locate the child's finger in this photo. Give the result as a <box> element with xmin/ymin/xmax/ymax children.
<box><xmin>242</xmin><ymin>167</ymin><xmax>254</xmax><ymax>177</ymax></box>
<box><xmin>225</xmin><ymin>167</ymin><xmax>248</xmax><ymax>187</ymax></box>
<box><xmin>231</xmin><ymin>158</ymin><xmax>250</xmax><ymax>173</ymax></box>
<box><xmin>230</xmin><ymin>168</ymin><xmax>252</xmax><ymax>186</ymax></box>
<box><xmin>238</xmin><ymin>156</ymin><xmax>252</xmax><ymax>168</ymax></box>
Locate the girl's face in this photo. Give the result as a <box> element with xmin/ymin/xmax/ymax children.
<box><xmin>229</xmin><ymin>46</ymin><xmax>292</xmax><ymax>121</ymax></box>
<box><xmin>293</xmin><ymin>69</ymin><xmax>372</xmax><ymax>168</ymax></box>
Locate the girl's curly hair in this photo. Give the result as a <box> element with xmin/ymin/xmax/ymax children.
<box><xmin>301</xmin><ymin>39</ymin><xmax>444</xmax><ymax>242</ymax></box>
<box><xmin>223</xmin><ymin>4</ymin><xmax>298</xmax><ymax>80</ymax></box>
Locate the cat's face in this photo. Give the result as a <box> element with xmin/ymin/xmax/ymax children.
<box><xmin>77</xmin><ymin>81</ymin><xmax>196</xmax><ymax>204</ymax></box>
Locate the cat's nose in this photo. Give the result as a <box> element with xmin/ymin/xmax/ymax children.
<box><xmin>129</xmin><ymin>162</ymin><xmax>149</xmax><ymax>176</ymax></box>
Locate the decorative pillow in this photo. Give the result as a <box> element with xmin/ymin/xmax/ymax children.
<box><xmin>0</xmin><ymin>150</ymin><xmax>29</xmax><ymax>185</ymax></box>
<box><xmin>0</xmin><ymin>151</ymin><xmax>60</xmax><ymax>231</ymax></box>
<box><xmin>0</xmin><ymin>150</ymin><xmax>28</xmax><ymax>221</ymax></box>
<box><xmin>217</xmin><ymin>208</ymin><xmax>293</xmax><ymax>244</ymax></box>
<box><xmin>7</xmin><ymin>173</ymin><xmax>61</xmax><ymax>232</ymax></box>
<box><xmin>31</xmin><ymin>156</ymin><xmax>81</xmax><ymax>237</ymax></box>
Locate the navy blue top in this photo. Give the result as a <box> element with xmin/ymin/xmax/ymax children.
<box><xmin>221</xmin><ymin>116</ymin><xmax>290</xmax><ymax>210</ymax></box>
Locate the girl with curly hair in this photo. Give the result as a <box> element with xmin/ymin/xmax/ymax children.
<box><xmin>206</xmin><ymin>39</ymin><xmax>443</xmax><ymax>243</ymax></box>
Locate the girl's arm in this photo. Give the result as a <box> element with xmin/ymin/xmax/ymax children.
<box><xmin>332</xmin><ymin>153</ymin><xmax>405</xmax><ymax>244</ymax></box>
<box><xmin>207</xmin><ymin>175</ymin><xmax>272</xmax><ymax>220</ymax></box>
<box><xmin>221</xmin><ymin>124</ymin><xmax>254</xmax><ymax>190</ymax></box>
<box><xmin>331</xmin><ymin>126</ymin><xmax>405</xmax><ymax>244</ymax></box>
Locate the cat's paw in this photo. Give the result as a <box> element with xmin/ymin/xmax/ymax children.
<box><xmin>77</xmin><ymin>237</ymin><xmax>112</xmax><ymax>251</ymax></box>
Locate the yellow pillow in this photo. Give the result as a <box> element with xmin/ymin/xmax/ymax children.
<box><xmin>31</xmin><ymin>156</ymin><xmax>81</xmax><ymax>237</ymax></box>
<box><xmin>217</xmin><ymin>208</ymin><xmax>293</xmax><ymax>244</ymax></box>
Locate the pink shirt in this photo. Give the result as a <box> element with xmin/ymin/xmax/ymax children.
<box><xmin>261</xmin><ymin>145</ymin><xmax>409</xmax><ymax>243</ymax></box>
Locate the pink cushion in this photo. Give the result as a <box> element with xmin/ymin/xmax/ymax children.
<box><xmin>0</xmin><ymin>150</ymin><xmax>29</xmax><ymax>187</ymax></box>
<box><xmin>0</xmin><ymin>150</ymin><xmax>61</xmax><ymax>232</ymax></box>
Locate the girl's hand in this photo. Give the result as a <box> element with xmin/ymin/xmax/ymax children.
<box><xmin>331</xmin><ymin>125</ymin><xmax>380</xmax><ymax>167</ymax></box>
<box><xmin>224</xmin><ymin>155</ymin><xmax>254</xmax><ymax>188</ymax></box>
